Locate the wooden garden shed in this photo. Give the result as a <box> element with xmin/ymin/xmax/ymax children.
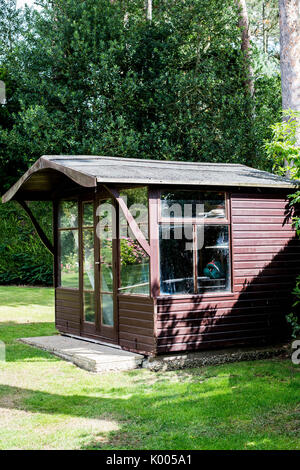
<box><xmin>2</xmin><ymin>155</ymin><xmax>299</xmax><ymax>355</ymax></box>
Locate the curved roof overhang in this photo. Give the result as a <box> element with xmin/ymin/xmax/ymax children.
<box><xmin>2</xmin><ymin>156</ymin><xmax>97</xmax><ymax>203</ymax></box>
<box><xmin>2</xmin><ymin>154</ymin><xmax>298</xmax><ymax>204</ymax></box>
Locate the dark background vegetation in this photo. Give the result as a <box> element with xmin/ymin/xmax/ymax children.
<box><xmin>0</xmin><ymin>0</ymin><xmax>282</xmax><ymax>285</ymax></box>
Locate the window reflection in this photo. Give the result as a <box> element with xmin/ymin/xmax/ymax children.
<box><xmin>58</xmin><ymin>214</ymin><xmax>79</xmax><ymax>288</ymax></box>
<box><xmin>101</xmin><ymin>293</ymin><xmax>114</xmax><ymax>326</ymax></box>
<box><xmin>159</xmin><ymin>225</ymin><xmax>194</xmax><ymax>295</ymax></box>
<box><xmin>58</xmin><ymin>201</ymin><xmax>78</xmax><ymax>228</ymax></box>
<box><xmin>120</xmin><ymin>237</ymin><xmax>150</xmax><ymax>294</ymax></box>
<box><xmin>83</xmin><ymin>202</ymin><xmax>94</xmax><ymax>226</ymax></box>
<box><xmin>84</xmin><ymin>291</ymin><xmax>95</xmax><ymax>323</ymax></box>
<box><xmin>83</xmin><ymin>229</ymin><xmax>94</xmax><ymax>290</ymax></box>
<box><xmin>119</xmin><ymin>188</ymin><xmax>150</xmax><ymax>295</ymax></box>
<box><xmin>197</xmin><ymin>225</ymin><xmax>230</xmax><ymax>293</ymax></box>
<box><xmin>82</xmin><ymin>202</ymin><xmax>95</xmax><ymax>323</ymax></box>
<box><xmin>98</xmin><ymin>199</ymin><xmax>115</xmax><ymax>326</ymax></box>
<box><xmin>159</xmin><ymin>191</ymin><xmax>230</xmax><ymax>295</ymax></box>
<box><xmin>161</xmin><ymin>190</ymin><xmax>225</xmax><ymax>219</ymax></box>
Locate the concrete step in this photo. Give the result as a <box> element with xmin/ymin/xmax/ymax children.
<box><xmin>19</xmin><ymin>335</ymin><xmax>144</xmax><ymax>372</ymax></box>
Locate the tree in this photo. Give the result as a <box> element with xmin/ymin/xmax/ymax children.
<box><xmin>278</xmin><ymin>0</ymin><xmax>300</xmax><ymax>145</ymax></box>
<box><xmin>0</xmin><ymin>0</ymin><xmax>20</xmax><ymax>59</ymax></box>
<box><xmin>247</xmin><ymin>0</ymin><xmax>279</xmax><ymax>56</ymax></box>
<box><xmin>236</xmin><ymin>0</ymin><xmax>255</xmax><ymax>96</ymax></box>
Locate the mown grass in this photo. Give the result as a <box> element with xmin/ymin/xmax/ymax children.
<box><xmin>0</xmin><ymin>286</ymin><xmax>299</xmax><ymax>450</ymax></box>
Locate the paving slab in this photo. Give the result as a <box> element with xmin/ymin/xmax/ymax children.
<box><xmin>19</xmin><ymin>335</ymin><xmax>144</xmax><ymax>372</ymax></box>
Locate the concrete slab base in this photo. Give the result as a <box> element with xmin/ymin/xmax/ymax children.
<box><xmin>144</xmin><ymin>343</ymin><xmax>289</xmax><ymax>371</ymax></box>
<box><xmin>19</xmin><ymin>335</ymin><xmax>144</xmax><ymax>372</ymax></box>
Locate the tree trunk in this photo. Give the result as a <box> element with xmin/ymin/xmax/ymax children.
<box><xmin>145</xmin><ymin>0</ymin><xmax>152</xmax><ymax>22</ymax></box>
<box><xmin>279</xmin><ymin>0</ymin><xmax>300</xmax><ymax>146</ymax></box>
<box><xmin>236</xmin><ymin>0</ymin><xmax>255</xmax><ymax>97</ymax></box>
<box><xmin>263</xmin><ymin>1</ymin><xmax>268</xmax><ymax>54</ymax></box>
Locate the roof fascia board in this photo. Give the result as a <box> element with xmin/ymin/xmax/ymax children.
<box><xmin>97</xmin><ymin>177</ymin><xmax>297</xmax><ymax>189</ymax></box>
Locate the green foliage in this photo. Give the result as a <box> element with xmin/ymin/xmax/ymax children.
<box><xmin>265</xmin><ymin>110</ymin><xmax>300</xmax><ymax>177</ymax></box>
<box><xmin>286</xmin><ymin>310</ymin><xmax>300</xmax><ymax>339</ymax></box>
<box><xmin>0</xmin><ymin>202</ymin><xmax>53</xmax><ymax>285</ymax></box>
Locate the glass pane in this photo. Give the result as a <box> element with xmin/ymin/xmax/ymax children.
<box><xmin>100</xmin><ymin>238</ymin><xmax>113</xmax><ymax>292</ymax></box>
<box><xmin>83</xmin><ymin>229</ymin><xmax>94</xmax><ymax>290</ymax></box>
<box><xmin>84</xmin><ymin>291</ymin><xmax>95</xmax><ymax>323</ymax></box>
<box><xmin>101</xmin><ymin>293</ymin><xmax>114</xmax><ymax>326</ymax></box>
<box><xmin>98</xmin><ymin>199</ymin><xmax>114</xmax><ymax>292</ymax></box>
<box><xmin>83</xmin><ymin>202</ymin><xmax>94</xmax><ymax>227</ymax></box>
<box><xmin>198</xmin><ymin>225</ymin><xmax>230</xmax><ymax>293</ymax></box>
<box><xmin>159</xmin><ymin>225</ymin><xmax>194</xmax><ymax>295</ymax></box>
<box><xmin>118</xmin><ymin>188</ymin><xmax>150</xmax><ymax>295</ymax></box>
<box><xmin>160</xmin><ymin>190</ymin><xmax>225</xmax><ymax>219</ymax></box>
<box><xmin>97</xmin><ymin>198</ymin><xmax>114</xmax><ymax>237</ymax></box>
<box><xmin>120</xmin><ymin>237</ymin><xmax>150</xmax><ymax>294</ymax></box>
<box><xmin>58</xmin><ymin>201</ymin><xmax>78</xmax><ymax>228</ymax></box>
<box><xmin>119</xmin><ymin>187</ymin><xmax>149</xmax><ymax>239</ymax></box>
<box><xmin>59</xmin><ymin>230</ymin><xmax>79</xmax><ymax>288</ymax></box>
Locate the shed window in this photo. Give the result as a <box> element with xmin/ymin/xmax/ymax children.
<box><xmin>82</xmin><ymin>202</ymin><xmax>95</xmax><ymax>322</ymax></box>
<box><xmin>160</xmin><ymin>190</ymin><xmax>226</xmax><ymax>220</ymax></box>
<box><xmin>159</xmin><ymin>190</ymin><xmax>231</xmax><ymax>295</ymax></box>
<box><xmin>119</xmin><ymin>187</ymin><xmax>150</xmax><ymax>295</ymax></box>
<box><xmin>98</xmin><ymin>199</ymin><xmax>115</xmax><ymax>326</ymax></box>
<box><xmin>58</xmin><ymin>200</ymin><xmax>79</xmax><ymax>288</ymax></box>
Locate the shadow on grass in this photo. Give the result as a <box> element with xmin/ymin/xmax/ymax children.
<box><xmin>0</xmin><ymin>363</ymin><xmax>299</xmax><ymax>450</ymax></box>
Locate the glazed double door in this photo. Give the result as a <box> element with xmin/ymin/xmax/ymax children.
<box><xmin>80</xmin><ymin>196</ymin><xmax>118</xmax><ymax>343</ymax></box>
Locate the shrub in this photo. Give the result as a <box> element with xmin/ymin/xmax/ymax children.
<box><xmin>0</xmin><ymin>201</ymin><xmax>53</xmax><ymax>285</ymax></box>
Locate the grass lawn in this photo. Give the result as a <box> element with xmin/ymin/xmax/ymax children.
<box><xmin>0</xmin><ymin>285</ymin><xmax>299</xmax><ymax>450</ymax></box>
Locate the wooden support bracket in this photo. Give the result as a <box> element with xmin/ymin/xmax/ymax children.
<box><xmin>17</xmin><ymin>200</ymin><xmax>54</xmax><ymax>256</ymax></box>
<box><xmin>103</xmin><ymin>185</ymin><xmax>151</xmax><ymax>256</ymax></box>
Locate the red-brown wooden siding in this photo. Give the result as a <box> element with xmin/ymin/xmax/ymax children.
<box><xmin>55</xmin><ymin>288</ymin><xmax>81</xmax><ymax>335</ymax></box>
<box><xmin>118</xmin><ymin>294</ymin><xmax>156</xmax><ymax>355</ymax></box>
<box><xmin>155</xmin><ymin>193</ymin><xmax>299</xmax><ymax>354</ymax></box>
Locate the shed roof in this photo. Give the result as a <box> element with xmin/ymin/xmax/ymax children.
<box><xmin>2</xmin><ymin>155</ymin><xmax>298</xmax><ymax>203</ymax></box>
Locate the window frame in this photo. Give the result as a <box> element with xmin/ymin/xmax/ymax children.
<box><xmin>157</xmin><ymin>189</ymin><xmax>233</xmax><ymax>297</ymax></box>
